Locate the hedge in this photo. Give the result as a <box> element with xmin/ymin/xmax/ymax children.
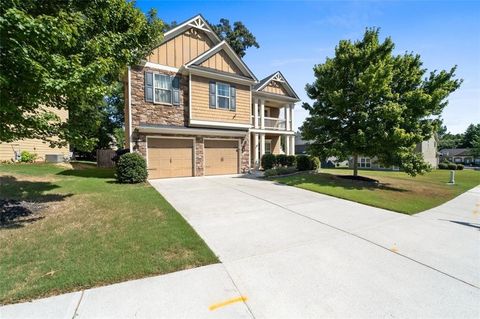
<box><xmin>116</xmin><ymin>152</ymin><xmax>148</xmax><ymax>183</ymax></box>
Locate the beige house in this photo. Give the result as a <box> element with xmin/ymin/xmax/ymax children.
<box><xmin>124</xmin><ymin>15</ymin><xmax>300</xmax><ymax>179</ymax></box>
<box><xmin>0</xmin><ymin>108</ymin><xmax>69</xmax><ymax>162</ymax></box>
<box><xmin>347</xmin><ymin>136</ymin><xmax>439</xmax><ymax>170</ymax></box>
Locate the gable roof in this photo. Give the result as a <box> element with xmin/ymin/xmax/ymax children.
<box><xmin>163</xmin><ymin>14</ymin><xmax>221</xmax><ymax>44</ymax></box>
<box><xmin>439</xmin><ymin>148</ymin><xmax>472</xmax><ymax>156</ymax></box>
<box><xmin>254</xmin><ymin>71</ymin><xmax>300</xmax><ymax>100</ymax></box>
<box><xmin>185</xmin><ymin>41</ymin><xmax>257</xmax><ymax>81</ymax></box>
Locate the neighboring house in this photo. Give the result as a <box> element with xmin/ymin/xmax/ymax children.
<box><xmin>124</xmin><ymin>15</ymin><xmax>300</xmax><ymax>179</ymax></box>
<box><xmin>347</xmin><ymin>135</ymin><xmax>439</xmax><ymax>170</ymax></box>
<box><xmin>0</xmin><ymin>108</ymin><xmax>69</xmax><ymax>162</ymax></box>
<box><xmin>439</xmin><ymin>148</ymin><xmax>480</xmax><ymax>166</ymax></box>
<box><xmin>294</xmin><ymin>132</ymin><xmax>308</xmax><ymax>154</ymax></box>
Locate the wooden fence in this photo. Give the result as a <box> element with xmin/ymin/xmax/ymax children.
<box><xmin>96</xmin><ymin>149</ymin><xmax>116</xmax><ymax>168</ymax></box>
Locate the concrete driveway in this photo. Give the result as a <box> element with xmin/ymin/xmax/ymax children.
<box><xmin>149</xmin><ymin>175</ymin><xmax>480</xmax><ymax>318</ymax></box>
<box><xmin>2</xmin><ymin>175</ymin><xmax>479</xmax><ymax>318</ymax></box>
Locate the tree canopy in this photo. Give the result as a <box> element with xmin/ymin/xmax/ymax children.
<box><xmin>438</xmin><ymin>123</ymin><xmax>480</xmax><ymax>150</ymax></box>
<box><xmin>0</xmin><ymin>0</ymin><xmax>164</xmax><ymax>151</ymax></box>
<box><xmin>301</xmin><ymin>28</ymin><xmax>462</xmax><ymax>176</ymax></box>
<box><xmin>210</xmin><ymin>19</ymin><xmax>259</xmax><ymax>58</ymax></box>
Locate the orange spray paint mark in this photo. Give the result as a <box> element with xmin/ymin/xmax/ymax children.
<box><xmin>209</xmin><ymin>296</ymin><xmax>248</xmax><ymax>311</ymax></box>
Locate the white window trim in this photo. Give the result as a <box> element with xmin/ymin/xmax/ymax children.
<box><xmin>154</xmin><ymin>74</ymin><xmax>172</xmax><ymax>104</ymax></box>
<box><xmin>216</xmin><ymin>82</ymin><xmax>231</xmax><ymax>110</ymax></box>
<box><xmin>265</xmin><ymin>139</ymin><xmax>272</xmax><ymax>154</ymax></box>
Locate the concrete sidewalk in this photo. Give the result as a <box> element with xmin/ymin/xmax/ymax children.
<box><xmin>1</xmin><ymin>177</ymin><xmax>479</xmax><ymax>318</ymax></box>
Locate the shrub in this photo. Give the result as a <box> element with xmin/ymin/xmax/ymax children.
<box><xmin>438</xmin><ymin>163</ymin><xmax>448</xmax><ymax>169</ymax></box>
<box><xmin>275</xmin><ymin>154</ymin><xmax>288</xmax><ymax>166</ymax></box>
<box><xmin>264</xmin><ymin>166</ymin><xmax>297</xmax><ymax>177</ymax></box>
<box><xmin>447</xmin><ymin>163</ymin><xmax>457</xmax><ymax>170</ymax></box>
<box><xmin>286</xmin><ymin>155</ymin><xmax>297</xmax><ymax>167</ymax></box>
<box><xmin>296</xmin><ymin>155</ymin><xmax>310</xmax><ymax>171</ymax></box>
<box><xmin>261</xmin><ymin>153</ymin><xmax>276</xmax><ymax>170</ymax></box>
<box><xmin>116</xmin><ymin>152</ymin><xmax>148</xmax><ymax>183</ymax></box>
<box><xmin>310</xmin><ymin>156</ymin><xmax>320</xmax><ymax>170</ymax></box>
<box><xmin>20</xmin><ymin>151</ymin><xmax>37</xmax><ymax>163</ymax></box>
<box><xmin>456</xmin><ymin>164</ymin><xmax>464</xmax><ymax>170</ymax></box>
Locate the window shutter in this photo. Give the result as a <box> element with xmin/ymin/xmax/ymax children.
<box><xmin>145</xmin><ymin>72</ymin><xmax>153</xmax><ymax>102</ymax></box>
<box><xmin>172</xmin><ymin>76</ymin><xmax>180</xmax><ymax>106</ymax></box>
<box><xmin>209</xmin><ymin>81</ymin><xmax>216</xmax><ymax>108</ymax></box>
<box><xmin>230</xmin><ymin>85</ymin><xmax>236</xmax><ymax>111</ymax></box>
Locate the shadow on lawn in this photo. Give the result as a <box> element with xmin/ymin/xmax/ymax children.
<box><xmin>0</xmin><ymin>176</ymin><xmax>72</xmax><ymax>229</ymax></box>
<box><xmin>275</xmin><ymin>172</ymin><xmax>409</xmax><ymax>192</ymax></box>
<box><xmin>57</xmin><ymin>168</ymin><xmax>114</xmax><ymax>179</ymax></box>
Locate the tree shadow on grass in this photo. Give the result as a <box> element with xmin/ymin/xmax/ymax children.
<box><xmin>57</xmin><ymin>168</ymin><xmax>114</xmax><ymax>179</ymax></box>
<box><xmin>273</xmin><ymin>172</ymin><xmax>409</xmax><ymax>193</ymax></box>
<box><xmin>0</xmin><ymin>176</ymin><xmax>72</xmax><ymax>229</ymax></box>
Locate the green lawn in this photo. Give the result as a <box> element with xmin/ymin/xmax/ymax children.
<box><xmin>272</xmin><ymin>168</ymin><xmax>479</xmax><ymax>214</ymax></box>
<box><xmin>0</xmin><ymin>163</ymin><xmax>218</xmax><ymax>304</ymax></box>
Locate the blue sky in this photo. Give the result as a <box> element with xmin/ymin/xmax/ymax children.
<box><xmin>137</xmin><ymin>0</ymin><xmax>480</xmax><ymax>134</ymax></box>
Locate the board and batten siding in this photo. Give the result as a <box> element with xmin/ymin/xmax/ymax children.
<box><xmin>200</xmin><ymin>51</ymin><xmax>243</xmax><ymax>75</ymax></box>
<box><xmin>190</xmin><ymin>75</ymin><xmax>251</xmax><ymax>124</ymax></box>
<box><xmin>262</xmin><ymin>81</ymin><xmax>289</xmax><ymax>96</ymax></box>
<box><xmin>147</xmin><ymin>28</ymin><xmax>214</xmax><ymax>68</ymax></box>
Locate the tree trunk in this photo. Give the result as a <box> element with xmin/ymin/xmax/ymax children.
<box><xmin>353</xmin><ymin>154</ymin><xmax>358</xmax><ymax>176</ymax></box>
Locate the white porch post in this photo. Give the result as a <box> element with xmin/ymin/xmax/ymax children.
<box><xmin>285</xmin><ymin>105</ymin><xmax>288</xmax><ymax>131</ymax></box>
<box><xmin>254</xmin><ymin>98</ymin><xmax>259</xmax><ymax>129</ymax></box>
<box><xmin>289</xmin><ymin>135</ymin><xmax>295</xmax><ymax>155</ymax></box>
<box><xmin>253</xmin><ymin>133</ymin><xmax>259</xmax><ymax>167</ymax></box>
<box><xmin>285</xmin><ymin>134</ymin><xmax>290</xmax><ymax>155</ymax></box>
<box><xmin>260</xmin><ymin>99</ymin><xmax>265</xmax><ymax>130</ymax></box>
<box><xmin>290</xmin><ymin>104</ymin><xmax>295</xmax><ymax>132</ymax></box>
<box><xmin>260</xmin><ymin>133</ymin><xmax>266</xmax><ymax>163</ymax></box>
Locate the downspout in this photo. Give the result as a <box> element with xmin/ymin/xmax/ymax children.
<box><xmin>128</xmin><ymin>66</ymin><xmax>133</xmax><ymax>151</ymax></box>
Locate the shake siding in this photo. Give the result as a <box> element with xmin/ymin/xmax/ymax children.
<box><xmin>190</xmin><ymin>75</ymin><xmax>251</xmax><ymax>124</ymax></box>
<box><xmin>147</xmin><ymin>28</ymin><xmax>214</xmax><ymax>68</ymax></box>
<box><xmin>200</xmin><ymin>51</ymin><xmax>243</xmax><ymax>75</ymax></box>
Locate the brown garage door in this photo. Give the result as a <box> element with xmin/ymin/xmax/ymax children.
<box><xmin>147</xmin><ymin>138</ymin><xmax>193</xmax><ymax>179</ymax></box>
<box><xmin>205</xmin><ymin>139</ymin><xmax>239</xmax><ymax>176</ymax></box>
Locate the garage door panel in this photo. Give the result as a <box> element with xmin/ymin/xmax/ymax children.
<box><xmin>147</xmin><ymin>138</ymin><xmax>193</xmax><ymax>179</ymax></box>
<box><xmin>205</xmin><ymin>140</ymin><xmax>239</xmax><ymax>176</ymax></box>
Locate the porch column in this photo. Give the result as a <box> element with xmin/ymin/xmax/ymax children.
<box><xmin>285</xmin><ymin>104</ymin><xmax>291</xmax><ymax>131</ymax></box>
<box><xmin>253</xmin><ymin>133</ymin><xmax>259</xmax><ymax>167</ymax></box>
<box><xmin>289</xmin><ymin>135</ymin><xmax>295</xmax><ymax>155</ymax></box>
<box><xmin>260</xmin><ymin>133</ymin><xmax>266</xmax><ymax>162</ymax></box>
<box><xmin>260</xmin><ymin>99</ymin><xmax>265</xmax><ymax>130</ymax></box>
<box><xmin>290</xmin><ymin>104</ymin><xmax>295</xmax><ymax>132</ymax></box>
<box><xmin>254</xmin><ymin>98</ymin><xmax>259</xmax><ymax>128</ymax></box>
<box><xmin>285</xmin><ymin>134</ymin><xmax>290</xmax><ymax>155</ymax></box>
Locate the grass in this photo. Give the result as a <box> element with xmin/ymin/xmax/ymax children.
<box><xmin>0</xmin><ymin>163</ymin><xmax>218</xmax><ymax>305</ymax></box>
<box><xmin>272</xmin><ymin>168</ymin><xmax>479</xmax><ymax>214</ymax></box>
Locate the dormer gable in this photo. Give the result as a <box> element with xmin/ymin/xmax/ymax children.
<box><xmin>254</xmin><ymin>71</ymin><xmax>299</xmax><ymax>100</ymax></box>
<box><xmin>185</xmin><ymin>41</ymin><xmax>257</xmax><ymax>81</ymax></box>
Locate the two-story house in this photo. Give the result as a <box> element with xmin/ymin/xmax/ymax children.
<box><xmin>124</xmin><ymin>15</ymin><xmax>300</xmax><ymax>179</ymax></box>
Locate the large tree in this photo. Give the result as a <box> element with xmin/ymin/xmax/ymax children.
<box><xmin>210</xmin><ymin>19</ymin><xmax>259</xmax><ymax>58</ymax></box>
<box><xmin>0</xmin><ymin>0</ymin><xmax>164</xmax><ymax>151</ymax></box>
<box><xmin>460</xmin><ymin>123</ymin><xmax>480</xmax><ymax>148</ymax></box>
<box><xmin>302</xmin><ymin>28</ymin><xmax>462</xmax><ymax>176</ymax></box>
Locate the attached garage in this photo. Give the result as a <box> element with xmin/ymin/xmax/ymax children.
<box><xmin>147</xmin><ymin>138</ymin><xmax>194</xmax><ymax>179</ymax></box>
<box><xmin>204</xmin><ymin>139</ymin><xmax>239</xmax><ymax>176</ymax></box>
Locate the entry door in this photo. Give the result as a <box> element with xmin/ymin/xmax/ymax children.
<box><xmin>204</xmin><ymin>140</ymin><xmax>239</xmax><ymax>176</ymax></box>
<box><xmin>147</xmin><ymin>138</ymin><xmax>194</xmax><ymax>179</ymax></box>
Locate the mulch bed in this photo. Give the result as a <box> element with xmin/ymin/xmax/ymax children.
<box><xmin>336</xmin><ymin>175</ymin><xmax>379</xmax><ymax>184</ymax></box>
<box><xmin>0</xmin><ymin>199</ymin><xmax>47</xmax><ymax>228</ymax></box>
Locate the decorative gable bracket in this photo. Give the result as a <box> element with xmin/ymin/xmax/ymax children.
<box><xmin>188</xmin><ymin>17</ymin><xmax>212</xmax><ymax>33</ymax></box>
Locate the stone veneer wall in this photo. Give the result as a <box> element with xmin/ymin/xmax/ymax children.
<box><xmin>130</xmin><ymin>65</ymin><xmax>189</xmax><ymax>131</ymax></box>
<box><xmin>135</xmin><ymin>133</ymin><xmax>250</xmax><ymax>176</ymax></box>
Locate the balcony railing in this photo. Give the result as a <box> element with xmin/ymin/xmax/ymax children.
<box><xmin>265</xmin><ymin>117</ymin><xmax>286</xmax><ymax>130</ymax></box>
<box><xmin>251</xmin><ymin>116</ymin><xmax>289</xmax><ymax>131</ymax></box>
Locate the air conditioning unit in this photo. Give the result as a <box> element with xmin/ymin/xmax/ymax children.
<box><xmin>45</xmin><ymin>154</ymin><xmax>64</xmax><ymax>163</ymax></box>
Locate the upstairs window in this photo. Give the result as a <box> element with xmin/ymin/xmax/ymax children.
<box><xmin>144</xmin><ymin>71</ymin><xmax>180</xmax><ymax>105</ymax></box>
<box><xmin>217</xmin><ymin>83</ymin><xmax>230</xmax><ymax>109</ymax></box>
<box><xmin>155</xmin><ymin>74</ymin><xmax>171</xmax><ymax>104</ymax></box>
<box><xmin>209</xmin><ymin>81</ymin><xmax>236</xmax><ymax>111</ymax></box>
<box><xmin>358</xmin><ymin>157</ymin><xmax>371</xmax><ymax>168</ymax></box>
